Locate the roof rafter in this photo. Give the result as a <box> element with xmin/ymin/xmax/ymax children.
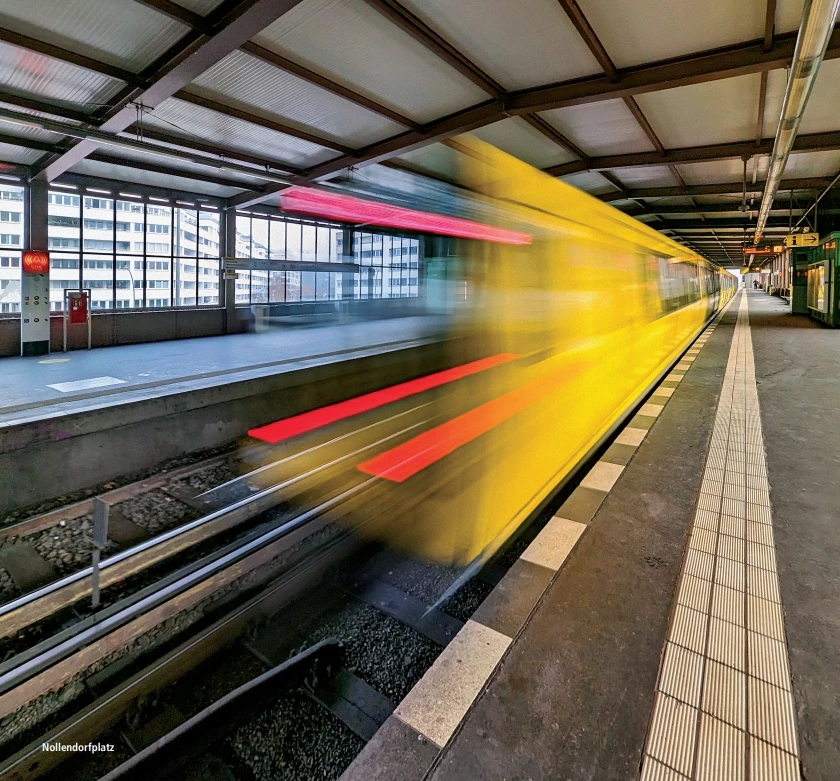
<box><xmin>33</xmin><ymin>0</ymin><xmax>311</xmax><ymax>182</ymax></box>
<box><xmin>599</xmin><ymin>176</ymin><xmax>831</xmax><ymax>201</ymax></box>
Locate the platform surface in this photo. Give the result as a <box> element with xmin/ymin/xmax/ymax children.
<box><xmin>0</xmin><ymin>316</ymin><xmax>443</xmax><ymax>425</ymax></box>
<box><xmin>344</xmin><ymin>290</ymin><xmax>840</xmax><ymax>781</ymax></box>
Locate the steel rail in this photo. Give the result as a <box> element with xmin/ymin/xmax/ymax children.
<box><xmin>0</xmin><ymin>412</ymin><xmax>432</xmax><ymax>640</ymax></box>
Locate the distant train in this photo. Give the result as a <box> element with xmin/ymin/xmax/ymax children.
<box><xmin>247</xmin><ymin>137</ymin><xmax>736</xmax><ymax>568</ymax></box>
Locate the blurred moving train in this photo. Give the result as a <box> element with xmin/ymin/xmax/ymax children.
<box><xmin>245</xmin><ymin>137</ymin><xmax>736</xmax><ymax>570</ymax></box>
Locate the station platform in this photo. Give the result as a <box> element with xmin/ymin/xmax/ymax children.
<box><xmin>344</xmin><ymin>290</ymin><xmax>839</xmax><ymax>781</ymax></box>
<box><xmin>0</xmin><ymin>316</ymin><xmax>451</xmax><ymax>514</ymax></box>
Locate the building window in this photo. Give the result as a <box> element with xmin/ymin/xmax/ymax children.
<box><xmin>1</xmin><ymin>234</ymin><xmax>20</xmax><ymax>245</ymax></box>
<box><xmin>0</xmin><ymin>211</ymin><xmax>21</xmax><ymax>223</ymax></box>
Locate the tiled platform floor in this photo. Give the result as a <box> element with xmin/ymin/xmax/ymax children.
<box><xmin>642</xmin><ymin>294</ymin><xmax>798</xmax><ymax>781</ymax></box>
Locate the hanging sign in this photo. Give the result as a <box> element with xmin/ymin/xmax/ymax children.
<box><xmin>784</xmin><ymin>233</ymin><xmax>819</xmax><ymax>247</ymax></box>
<box><xmin>21</xmin><ymin>250</ymin><xmax>50</xmax><ymax>357</ymax></box>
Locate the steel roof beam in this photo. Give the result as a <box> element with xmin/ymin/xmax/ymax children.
<box><xmin>644</xmin><ymin>217</ymin><xmax>793</xmax><ymax>229</ymax></box>
<box><xmin>507</xmin><ymin>26</ymin><xmax>840</xmax><ymax>113</ymax></box>
<box><xmin>599</xmin><ymin>176</ymin><xmax>831</xmax><ymax>200</ymax></box>
<box><xmin>85</xmin><ymin>151</ymin><xmax>264</xmax><ymax>191</ymax></box>
<box><xmin>619</xmin><ymin>203</ymin><xmax>804</xmax><ymax>215</ymax></box>
<box><xmin>129</xmin><ymin>126</ymin><xmax>303</xmax><ymax>173</ymax></box>
<box><xmin>33</xmin><ymin>0</ymin><xmax>309</xmax><ymax>183</ymax></box>
<box><xmin>546</xmin><ymin>130</ymin><xmax>840</xmax><ymax>176</ymax></box>
<box><xmin>172</xmin><ymin>90</ymin><xmax>354</xmax><ymax>154</ymax></box>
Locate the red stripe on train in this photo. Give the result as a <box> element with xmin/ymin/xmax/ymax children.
<box><xmin>248</xmin><ymin>353</ymin><xmax>519</xmax><ymax>444</ymax></box>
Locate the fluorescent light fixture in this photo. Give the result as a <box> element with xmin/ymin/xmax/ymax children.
<box><xmin>148</xmin><ymin>196</ymin><xmax>169</xmax><ymax>203</ymax></box>
<box><xmin>87</xmin><ymin>188</ymin><xmax>111</xmax><ymax>194</ymax></box>
<box><xmin>119</xmin><ymin>192</ymin><xmax>142</xmax><ymax>199</ymax></box>
<box><xmin>51</xmin><ymin>183</ymin><xmax>77</xmax><ymax>190</ymax></box>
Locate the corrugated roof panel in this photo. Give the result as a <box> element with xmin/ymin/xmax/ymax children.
<box><xmin>634</xmin><ymin>75</ymin><xmax>761</xmax><ymax>148</ymax></box>
<box><xmin>188</xmin><ymin>50</ymin><xmax>403</xmax><ymax>147</ymax></box>
<box><xmin>0</xmin><ymin>0</ymin><xmax>188</xmax><ymax>72</ymax></box>
<box><xmin>540</xmin><ymin>100</ymin><xmax>656</xmax><ymax>157</ymax></box>
<box><xmin>782</xmin><ymin>150</ymin><xmax>840</xmax><ymax>179</ymax></box>
<box><xmin>576</xmin><ymin>0</ymin><xmax>766</xmax><ymax>69</ymax></box>
<box><xmin>0</xmin><ymin>39</ymin><xmax>124</xmax><ymax>108</ymax></box>
<box><xmin>0</xmin><ymin>140</ymin><xmax>42</xmax><ymax>164</ymax></box>
<box><xmin>470</xmin><ymin>118</ymin><xmax>576</xmax><ymax>170</ymax></box>
<box><xmin>70</xmin><ymin>157</ymin><xmax>244</xmax><ymax>198</ymax></box>
<box><xmin>143</xmin><ymin>97</ymin><xmax>338</xmax><ymax>169</ymax></box>
<box><xmin>797</xmin><ymin>58</ymin><xmax>840</xmax><ymax>135</ymax></box>
<box><xmin>397</xmin><ymin>143</ymin><xmax>459</xmax><ymax>181</ymax></box>
<box><xmin>252</xmin><ymin>0</ymin><xmax>488</xmax><ymax>123</ymax></box>
<box><xmin>559</xmin><ymin>170</ymin><xmax>618</xmax><ymax>196</ymax></box>
<box><xmin>613</xmin><ymin>165</ymin><xmax>677</xmax><ymax>188</ymax></box>
<box><xmin>397</xmin><ymin>0</ymin><xmax>600</xmax><ymax>90</ymax></box>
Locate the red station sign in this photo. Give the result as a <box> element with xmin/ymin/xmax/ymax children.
<box><xmin>22</xmin><ymin>250</ymin><xmax>50</xmax><ymax>274</ymax></box>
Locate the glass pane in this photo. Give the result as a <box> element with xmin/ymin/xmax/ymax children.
<box><xmin>145</xmin><ymin>256</ymin><xmax>171</xmax><ymax>306</ymax></box>
<box><xmin>174</xmin><ymin>258</ymin><xmax>197</xmax><ymax>307</ymax></box>
<box><xmin>251</xmin><ymin>269</ymin><xmax>268</xmax><ymax>303</ymax></box>
<box><xmin>329</xmin><ymin>272</ymin><xmax>340</xmax><ymax>301</ymax></box>
<box><xmin>235</xmin><ymin>270</ymin><xmax>250</xmax><ymax>304</ymax></box>
<box><xmin>252</xmin><ymin>217</ymin><xmax>268</xmax><ymax>259</ymax></box>
<box><xmin>302</xmin><ymin>224</ymin><xmax>316</xmax><ymax>262</ymax></box>
<box><xmin>287</xmin><ymin>222</ymin><xmax>302</xmax><ymax>261</ymax></box>
<box><xmin>47</xmin><ymin>253</ymin><xmax>77</xmax><ymax>310</ymax></box>
<box><xmin>316</xmin><ymin>226</ymin><xmax>330</xmax><ymax>262</ymax></box>
<box><xmin>269</xmin><ymin>270</ymin><xmax>286</xmax><ymax>302</ymax></box>
<box><xmin>174</xmin><ymin>208</ymin><xmax>198</xmax><ymax>257</ymax></box>
<box><xmin>198</xmin><ymin>257</ymin><xmax>220</xmax><ymax>305</ymax></box>
<box><xmin>0</xmin><ymin>250</ymin><xmax>22</xmax><ymax>314</ymax></box>
<box><xmin>315</xmin><ymin>271</ymin><xmax>329</xmax><ymax>300</ymax></box>
<box><xmin>198</xmin><ymin>209</ymin><xmax>221</xmax><ymax>258</ymax></box>
<box><xmin>48</xmin><ymin>189</ymin><xmax>81</xmax><ymax>254</ymax></box>
<box><xmin>285</xmin><ymin>270</ymin><xmax>300</xmax><ymax>301</ymax></box>
<box><xmin>115</xmin><ymin>255</ymin><xmax>138</xmax><ymax>308</ymax></box>
<box><xmin>330</xmin><ymin>228</ymin><xmax>342</xmax><ymax>262</ymax></box>
<box><xmin>146</xmin><ymin>204</ymin><xmax>172</xmax><ymax>256</ymax></box>
<box><xmin>116</xmin><ymin>200</ymin><xmax>143</xmax><ymax>254</ymax></box>
<box><xmin>83</xmin><ymin>196</ymin><xmax>114</xmax><ymax>254</ymax></box>
<box><xmin>269</xmin><ymin>219</ymin><xmax>286</xmax><ymax>260</ymax></box>
<box><xmin>300</xmin><ymin>271</ymin><xmax>316</xmax><ymax>301</ymax></box>
<box><xmin>235</xmin><ymin>214</ymin><xmax>251</xmax><ymax>257</ymax></box>
<box><xmin>82</xmin><ymin>254</ymin><xmax>115</xmax><ymax>310</ymax></box>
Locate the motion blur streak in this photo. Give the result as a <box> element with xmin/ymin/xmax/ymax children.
<box><xmin>247</xmin><ymin>137</ymin><xmax>735</xmax><ymax>569</ymax></box>
<box><xmin>357</xmin><ymin>361</ymin><xmax>587</xmax><ymax>482</ymax></box>
<box><xmin>247</xmin><ymin>353</ymin><xmax>520</xmax><ymax>444</ymax></box>
<box><xmin>281</xmin><ymin>187</ymin><xmax>533</xmax><ymax>245</ymax></box>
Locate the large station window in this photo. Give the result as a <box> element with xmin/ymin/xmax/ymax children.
<box><xmin>0</xmin><ymin>183</ymin><xmax>24</xmax><ymax>314</ymax></box>
<box><xmin>47</xmin><ymin>189</ymin><xmax>220</xmax><ymax>311</ymax></box>
<box><xmin>233</xmin><ymin>212</ymin><xmax>419</xmax><ymax>304</ymax></box>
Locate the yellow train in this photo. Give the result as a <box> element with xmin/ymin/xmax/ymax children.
<box><xmin>248</xmin><ymin>137</ymin><xmax>736</xmax><ymax>568</ymax></box>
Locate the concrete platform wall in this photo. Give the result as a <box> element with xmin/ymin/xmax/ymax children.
<box><xmin>0</xmin><ymin>298</ymin><xmax>425</xmax><ymax>356</ymax></box>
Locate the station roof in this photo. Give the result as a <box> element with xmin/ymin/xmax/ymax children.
<box><xmin>0</xmin><ymin>0</ymin><xmax>837</xmax><ymax>265</ymax></box>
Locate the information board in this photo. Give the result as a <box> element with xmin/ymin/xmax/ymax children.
<box><xmin>21</xmin><ymin>250</ymin><xmax>50</xmax><ymax>357</ymax></box>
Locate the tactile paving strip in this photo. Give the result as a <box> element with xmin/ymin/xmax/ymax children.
<box><xmin>641</xmin><ymin>294</ymin><xmax>799</xmax><ymax>781</ymax></box>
